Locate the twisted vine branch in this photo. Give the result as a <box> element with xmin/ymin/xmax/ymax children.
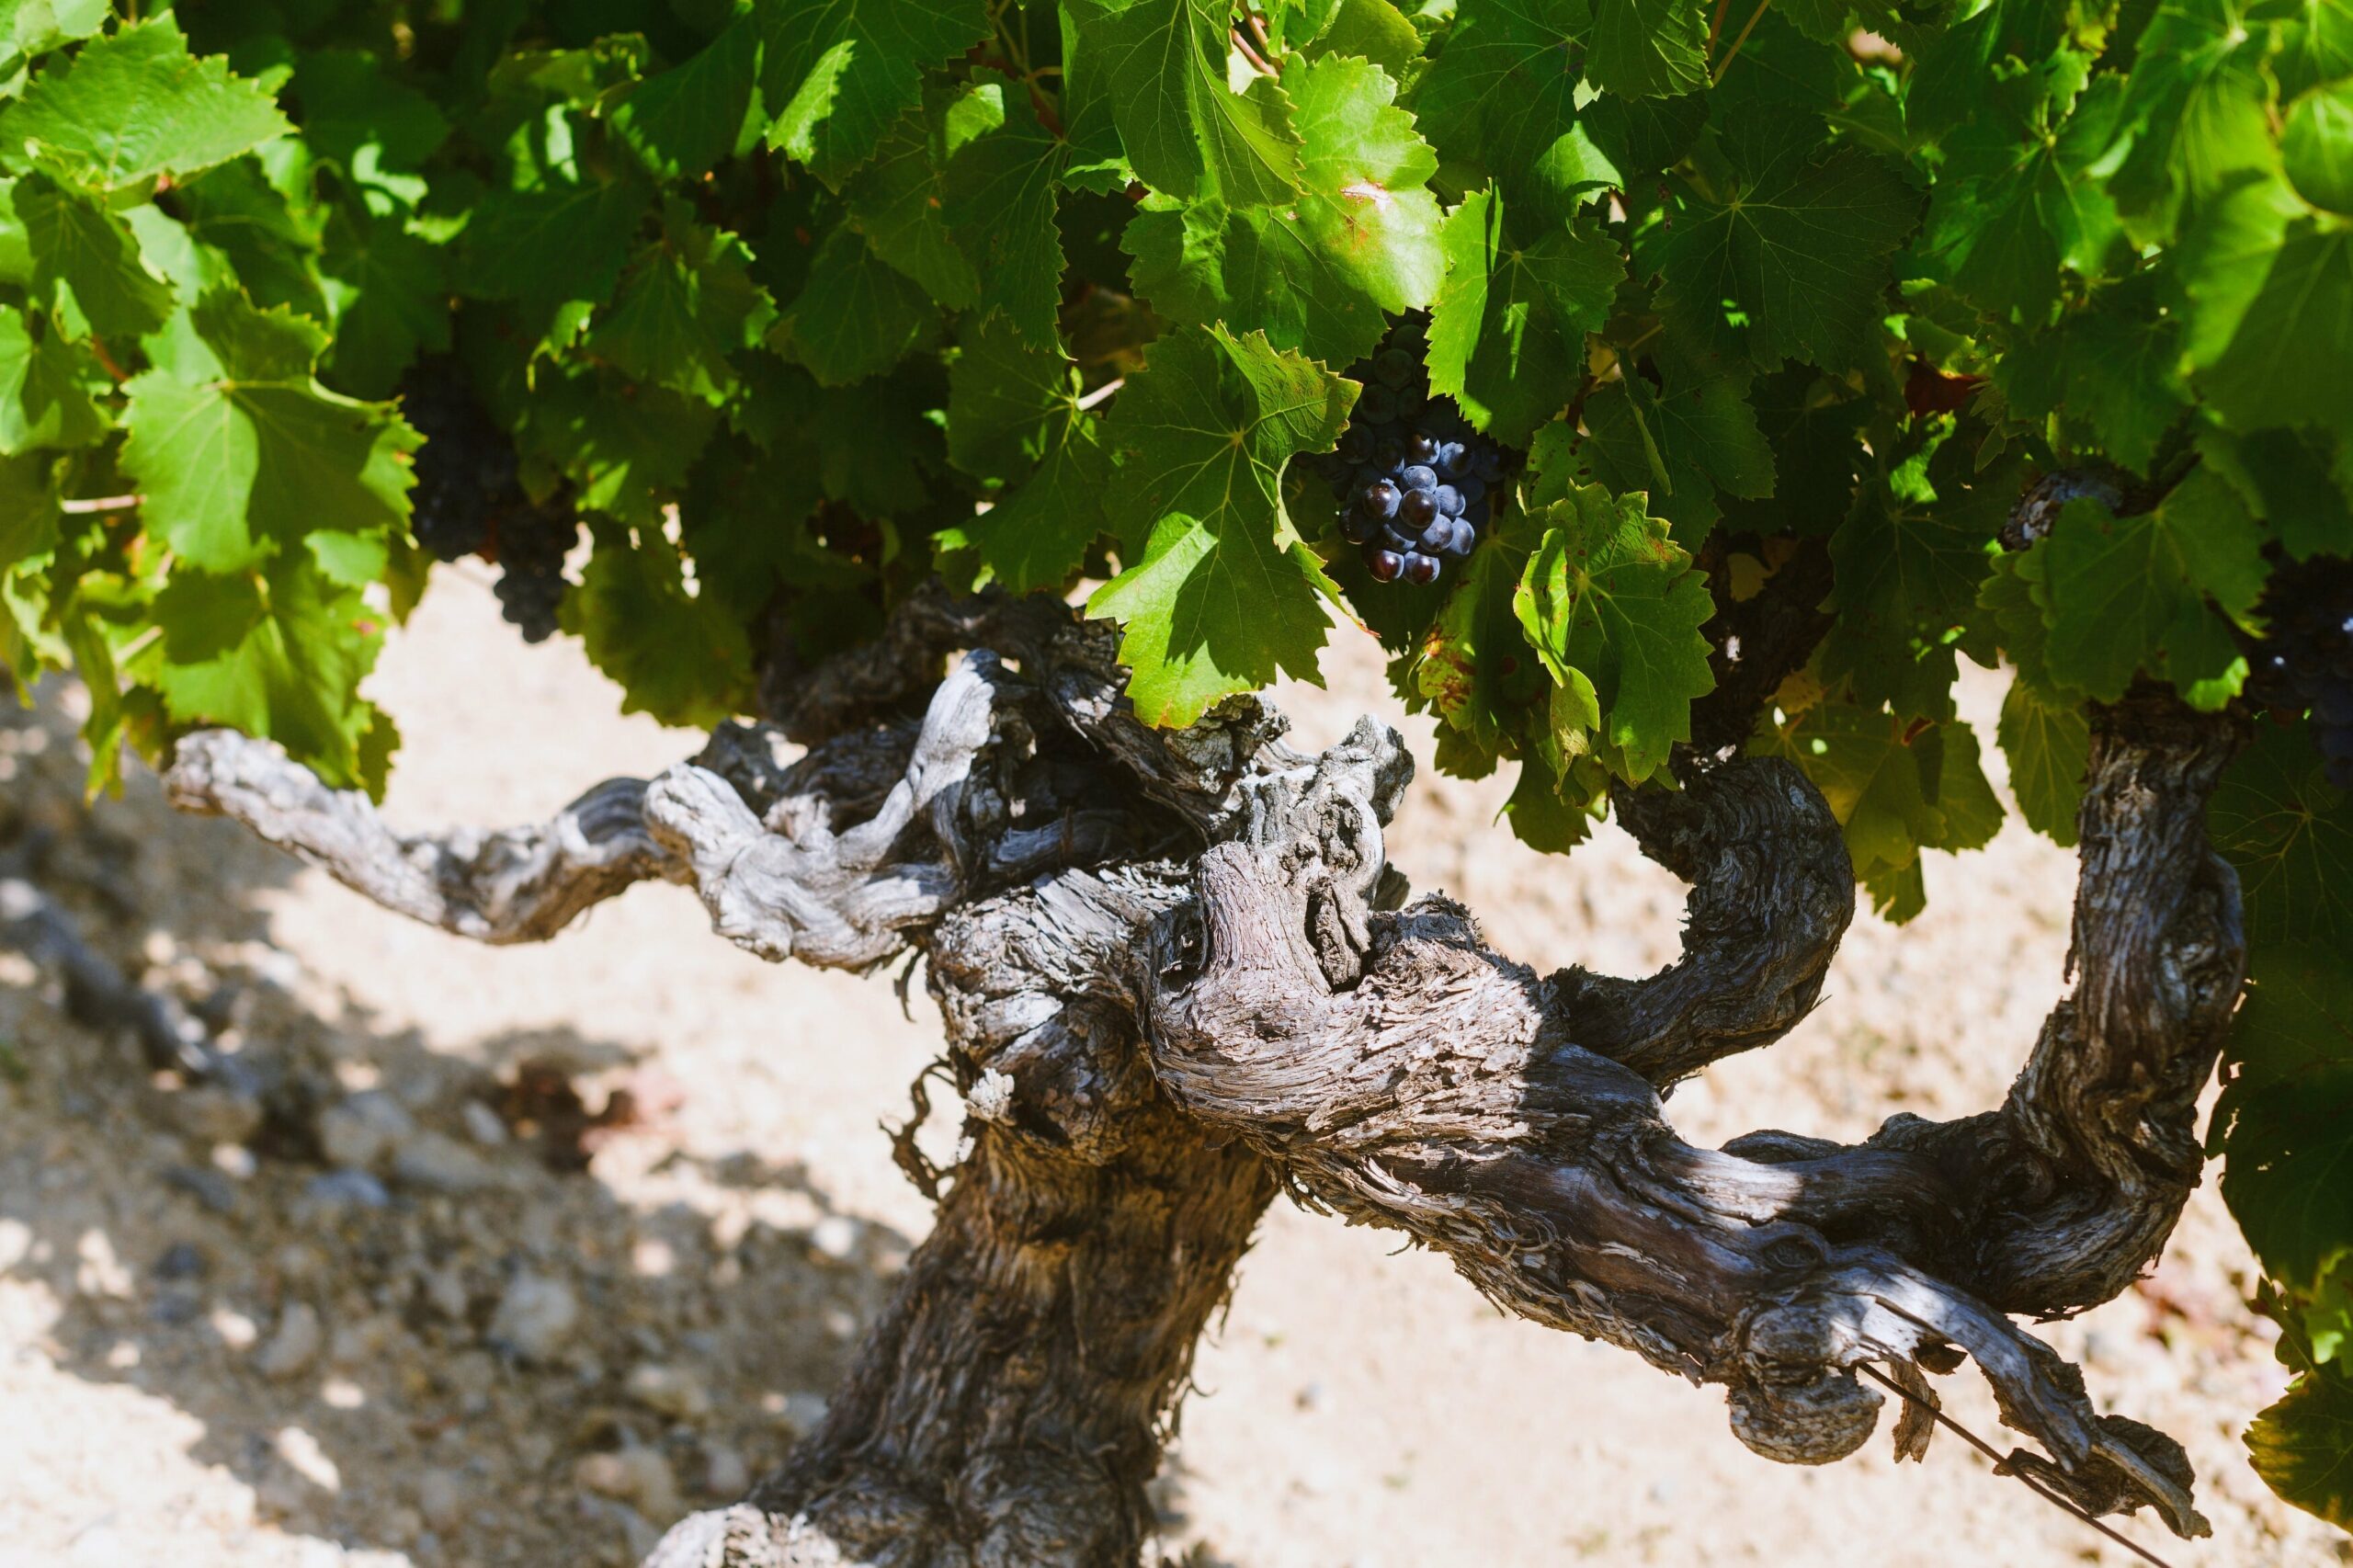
<box><xmin>163</xmin><ymin>590</ymin><xmax>2243</xmax><ymax>1563</ymax></box>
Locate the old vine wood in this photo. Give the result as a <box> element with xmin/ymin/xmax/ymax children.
<box><xmin>3</xmin><ymin>0</ymin><xmax>2351</xmax><ymax>1558</ymax></box>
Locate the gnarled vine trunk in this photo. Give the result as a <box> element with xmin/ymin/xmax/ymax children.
<box><xmin>165</xmin><ymin>585</ymin><xmax>2245</xmax><ymax>1567</ymax></box>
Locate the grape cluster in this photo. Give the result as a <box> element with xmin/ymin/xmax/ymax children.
<box><xmin>491</xmin><ymin>506</ymin><xmax>577</xmax><ymax>644</ymax></box>
<box><xmin>1306</xmin><ymin>319</ymin><xmax>1506</xmax><ymax>586</ymax></box>
<box><xmin>2246</xmin><ymin>554</ymin><xmax>2353</xmax><ymax>789</ymax></box>
<box><xmin>399</xmin><ymin>358</ymin><xmax>518</xmax><ymax>562</ymax></box>
<box><xmin>397</xmin><ymin>357</ymin><xmax>577</xmax><ymax>644</ymax></box>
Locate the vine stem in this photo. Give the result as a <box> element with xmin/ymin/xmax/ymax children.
<box><xmin>60</xmin><ymin>494</ymin><xmax>142</xmax><ymax>515</ymax></box>
<box><xmin>1712</xmin><ymin>0</ymin><xmax>1772</xmax><ymax>81</ymax></box>
<box><xmin>1854</xmin><ymin>1366</ymin><xmax>2180</xmax><ymax>1568</ymax></box>
<box><xmin>1707</xmin><ymin>0</ymin><xmax>1735</xmax><ymax>57</ymax></box>
<box><xmin>1074</xmin><ymin>377</ymin><xmax>1125</xmax><ymax>412</ymax></box>
<box><xmin>1231</xmin><ymin>27</ymin><xmax>1278</xmax><ymax>76</ymax></box>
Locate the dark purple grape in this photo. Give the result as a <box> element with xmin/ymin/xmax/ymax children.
<box><xmin>1312</xmin><ymin>313</ymin><xmax>1513</xmax><ymax>589</ymax></box>
<box><xmin>1365</xmin><ymin>546</ymin><xmax>1404</xmax><ymax>582</ymax></box>
<box><xmin>1403</xmin><ymin>552</ymin><xmax>1441</xmax><ymax>585</ymax></box>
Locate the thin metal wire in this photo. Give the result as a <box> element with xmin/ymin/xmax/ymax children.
<box><xmin>1856</xmin><ymin>1364</ymin><xmax>2181</xmax><ymax>1568</ymax></box>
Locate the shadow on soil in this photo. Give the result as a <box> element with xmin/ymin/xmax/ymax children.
<box><xmin>0</xmin><ymin>687</ymin><xmax>915</xmax><ymax>1566</ymax></box>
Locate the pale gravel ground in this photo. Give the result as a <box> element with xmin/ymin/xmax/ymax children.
<box><xmin>0</xmin><ymin>568</ymin><xmax>2343</xmax><ymax>1568</ymax></box>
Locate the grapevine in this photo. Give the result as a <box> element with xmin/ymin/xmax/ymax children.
<box><xmin>0</xmin><ymin>0</ymin><xmax>2336</xmax><ymax>1547</ymax></box>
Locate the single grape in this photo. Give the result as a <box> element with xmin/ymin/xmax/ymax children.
<box><xmin>1365</xmin><ymin>546</ymin><xmax>1404</xmax><ymax>582</ymax></box>
<box><xmin>1436</xmin><ymin>484</ymin><xmax>1464</xmax><ymax>518</ymax></box>
<box><xmin>1359</xmin><ymin>384</ymin><xmax>1398</xmax><ymax>422</ymax></box>
<box><xmin>1399</xmin><ymin>464</ymin><xmax>1438</xmax><ymax>494</ymax></box>
<box><xmin>1403</xmin><ymin>552</ymin><xmax>1441</xmax><ymax>585</ymax></box>
<box><xmin>1362</xmin><ymin>478</ymin><xmax>1401</xmax><ymax>520</ymax></box>
<box><xmin>1400</xmin><ymin>489</ymin><xmax>1439</xmax><ymax>528</ymax></box>
<box><xmin>1374</xmin><ymin>347</ymin><xmax>1417</xmax><ymax>388</ymax></box>
<box><xmin>1407</xmin><ymin>432</ymin><xmax>1441</xmax><ymax>465</ymax></box>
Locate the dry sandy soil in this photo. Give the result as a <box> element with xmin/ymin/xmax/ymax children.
<box><xmin>0</xmin><ymin>568</ymin><xmax>2345</xmax><ymax>1568</ymax></box>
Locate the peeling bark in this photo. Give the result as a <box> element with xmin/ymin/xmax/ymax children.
<box><xmin>165</xmin><ymin>592</ymin><xmax>2243</xmax><ymax>1565</ymax></box>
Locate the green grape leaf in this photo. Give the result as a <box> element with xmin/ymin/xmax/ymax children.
<box><xmin>965</xmin><ymin>421</ymin><xmax>1112</xmax><ymax>595</ymax></box>
<box><xmin>147</xmin><ymin>546</ymin><xmax>387</xmax><ymax>789</ymax></box>
<box><xmin>611</xmin><ymin>16</ymin><xmax>761</xmax><ymax>181</ymax></box>
<box><xmin>1063</xmin><ymin>0</ymin><xmax>1302</xmax><ymax>205</ymax></box>
<box><xmin>13</xmin><ymin>174</ymin><xmax>175</xmax><ymax>339</ymax></box>
<box><xmin>2221</xmin><ymin>1061</ymin><xmax>2353</xmax><ymax>1296</ymax></box>
<box><xmin>1995</xmin><ymin>673</ymin><xmax>2086</xmax><ymax>846</ymax></box>
<box><xmin>1586</xmin><ymin>0</ymin><xmax>1709</xmax><ymax>101</ymax></box>
<box><xmin>316</xmin><ymin>204</ymin><xmax>449</xmax><ymax>399</ymax></box>
<box><xmin>1997</xmin><ymin>274</ymin><xmax>2189</xmax><ymax>473</ymax></box>
<box><xmin>942</xmin><ymin>73</ymin><xmax>1068</xmax><ymax>346</ymax></box>
<box><xmin>1302</xmin><ymin>0</ymin><xmax>1421</xmax><ymax>73</ymax></box>
<box><xmin>290</xmin><ymin>48</ymin><xmax>450</xmax><ymax>202</ymax></box>
<box><xmin>845</xmin><ymin>85</ymin><xmax>992</xmax><ymax>309</ymax></box>
<box><xmin>2040</xmin><ymin>474</ymin><xmax>2268</xmax><ymax>708</ymax></box>
<box><xmin>1123</xmin><ymin>53</ymin><xmax>1443</xmax><ymax>365</ymax></box>
<box><xmin>1820</xmin><ymin>462</ymin><xmax>1997</xmax><ymax>722</ymax></box>
<box><xmin>0</xmin><ymin>304</ymin><xmax>107</xmax><ymax>452</ymax></box>
<box><xmin>2173</xmin><ymin>169</ymin><xmax>2306</xmax><ymax>369</ymax></box>
<box><xmin>946</xmin><ymin>320</ymin><xmax>1112</xmax><ymax>592</ymax></box>
<box><xmin>1512</xmin><ymin>481</ymin><xmax>1716</xmax><ymax>781</ymax></box>
<box><xmin>0</xmin><ymin>447</ymin><xmax>57</xmax><ymax>569</ymax></box>
<box><xmin>0</xmin><ymin>16</ymin><xmax>290</xmax><ymax>190</ymax></box>
<box><xmin>2108</xmin><ymin>0</ymin><xmax>2278</xmax><ymax>235</ymax></box>
<box><xmin>1412</xmin><ymin>0</ymin><xmax>1586</xmax><ymax>191</ymax></box>
<box><xmin>1916</xmin><ymin>71</ymin><xmax>2128</xmax><ymax>323</ymax></box>
<box><xmin>772</xmin><ymin>225</ymin><xmax>937</xmax><ymax>385</ymax></box>
<box><xmin>947</xmin><ymin>317</ymin><xmax>1074</xmax><ymax>483</ymax></box>
<box><xmin>523</xmin><ymin>367</ymin><xmax>719</xmax><ymax>528</ymax></box>
<box><xmin>563</xmin><ymin>533</ymin><xmax>754</xmax><ymax>729</ymax></box>
<box><xmin>1716</xmin><ymin>366</ymin><xmax>1868</xmax><ymax>537</ymax></box>
<box><xmin>732</xmin><ymin>358</ymin><xmax>943</xmax><ymax>518</ymax></box>
<box><xmin>462</xmin><ymin>166</ymin><xmax>648</xmax><ymax>330</ymax></box>
<box><xmin>1651</xmin><ymin>108</ymin><xmax>1918</xmax><ymax>370</ymax></box>
<box><xmin>2247</xmin><ymin>1365</ymin><xmax>2353</xmax><ymax>1531</ymax></box>
<box><xmin>1414</xmin><ymin>499</ymin><xmax>1551</xmax><ymax>762</ymax></box>
<box><xmin>1087</xmin><ymin>507</ymin><xmax>1333</xmax><ymax>725</ymax></box>
<box><xmin>2199</xmin><ymin>224</ymin><xmax>2353</xmax><ymax>442</ymax></box>
<box><xmin>588</xmin><ymin>202</ymin><xmax>772</xmax><ymax>403</ymax></box>
<box><xmin>1084</xmin><ymin>326</ymin><xmax>1353</xmax><ymax>725</ymax></box>
<box><xmin>2209</xmin><ymin>718</ymin><xmax>2353</xmax><ymax>950</ymax></box>
<box><xmin>2198</xmin><ymin>426</ymin><xmax>2353</xmax><ymax>562</ymax></box>
<box><xmin>1566</xmin><ymin>336</ymin><xmax>1774</xmax><ymax>542</ymax></box>
<box><xmin>756</xmin><ymin>0</ymin><xmax>991</xmax><ymax>184</ymax></box>
<box><xmin>1757</xmin><ymin>701</ymin><xmax>2003</xmax><ymax>921</ymax></box>
<box><xmin>2283</xmin><ymin>81</ymin><xmax>2353</xmax><ymax>215</ymax></box>
<box><xmin>120</xmin><ymin>292</ymin><xmax>415</xmax><ymax>574</ymax></box>
<box><xmin>0</xmin><ymin>0</ymin><xmax>107</xmax><ymax>63</ymax></box>
<box><xmin>1427</xmin><ymin>187</ymin><xmax>1623</xmax><ymax>446</ymax></box>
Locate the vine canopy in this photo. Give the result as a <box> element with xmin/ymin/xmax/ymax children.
<box><xmin>0</xmin><ymin>0</ymin><xmax>2348</xmax><ymax>1530</ymax></box>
